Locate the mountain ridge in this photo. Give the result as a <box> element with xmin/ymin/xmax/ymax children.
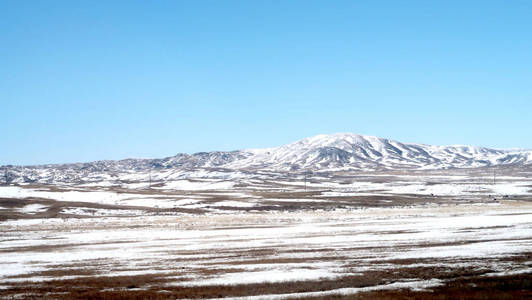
<box><xmin>2</xmin><ymin>133</ymin><xmax>532</xmax><ymax>184</ymax></box>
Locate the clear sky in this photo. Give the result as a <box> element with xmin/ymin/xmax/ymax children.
<box><xmin>1</xmin><ymin>0</ymin><xmax>531</xmax><ymax>165</ymax></box>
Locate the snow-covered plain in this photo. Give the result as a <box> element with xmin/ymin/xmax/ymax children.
<box><xmin>1</xmin><ymin>201</ymin><xmax>531</xmax><ymax>298</ymax></box>
<box><xmin>1</xmin><ymin>170</ymin><xmax>531</xmax><ymax>212</ymax></box>
<box><xmin>0</xmin><ymin>170</ymin><xmax>531</xmax><ymax>298</ymax></box>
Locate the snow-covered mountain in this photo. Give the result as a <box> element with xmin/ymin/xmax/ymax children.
<box><xmin>228</xmin><ymin>133</ymin><xmax>532</xmax><ymax>171</ymax></box>
<box><xmin>2</xmin><ymin>133</ymin><xmax>532</xmax><ymax>184</ymax></box>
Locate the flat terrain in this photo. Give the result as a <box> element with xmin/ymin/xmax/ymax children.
<box><xmin>0</xmin><ymin>169</ymin><xmax>531</xmax><ymax>299</ymax></box>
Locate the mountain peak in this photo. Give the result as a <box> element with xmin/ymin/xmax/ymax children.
<box><xmin>223</xmin><ymin>132</ymin><xmax>530</xmax><ymax>172</ymax></box>
<box><xmin>289</xmin><ymin>132</ymin><xmax>381</xmax><ymax>149</ymax></box>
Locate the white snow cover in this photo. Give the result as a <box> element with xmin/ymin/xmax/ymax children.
<box><xmin>228</xmin><ymin>132</ymin><xmax>532</xmax><ymax>170</ymax></box>
<box><xmin>16</xmin><ymin>204</ymin><xmax>48</xmax><ymax>214</ymax></box>
<box><xmin>1</xmin><ymin>201</ymin><xmax>531</xmax><ymax>294</ymax></box>
<box><xmin>0</xmin><ymin>186</ymin><xmax>157</xmax><ymax>205</ymax></box>
<box><xmin>155</xmin><ymin>180</ymin><xmax>236</xmax><ymax>190</ymax></box>
<box><xmin>203</xmin><ymin>279</ymin><xmax>444</xmax><ymax>300</ymax></box>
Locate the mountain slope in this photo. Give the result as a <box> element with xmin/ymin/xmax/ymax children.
<box><xmin>228</xmin><ymin>133</ymin><xmax>530</xmax><ymax>171</ymax></box>
<box><xmin>2</xmin><ymin>133</ymin><xmax>531</xmax><ymax>184</ymax></box>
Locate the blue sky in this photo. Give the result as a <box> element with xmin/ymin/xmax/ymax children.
<box><xmin>1</xmin><ymin>0</ymin><xmax>531</xmax><ymax>165</ymax></box>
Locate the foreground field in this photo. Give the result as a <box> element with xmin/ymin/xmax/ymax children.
<box><xmin>0</xmin><ymin>170</ymin><xmax>531</xmax><ymax>299</ymax></box>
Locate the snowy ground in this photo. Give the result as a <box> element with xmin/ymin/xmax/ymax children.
<box><xmin>0</xmin><ymin>170</ymin><xmax>531</xmax><ymax>298</ymax></box>
<box><xmin>1</xmin><ymin>170</ymin><xmax>531</xmax><ymax>214</ymax></box>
